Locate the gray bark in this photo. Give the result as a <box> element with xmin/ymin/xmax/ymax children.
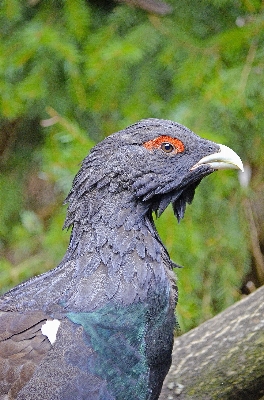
<box><xmin>160</xmin><ymin>286</ymin><xmax>264</xmax><ymax>400</ymax></box>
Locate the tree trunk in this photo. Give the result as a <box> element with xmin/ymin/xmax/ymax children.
<box><xmin>160</xmin><ymin>286</ymin><xmax>264</xmax><ymax>400</ymax></box>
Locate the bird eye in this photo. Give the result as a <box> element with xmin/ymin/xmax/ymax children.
<box><xmin>161</xmin><ymin>142</ymin><xmax>174</xmax><ymax>153</ymax></box>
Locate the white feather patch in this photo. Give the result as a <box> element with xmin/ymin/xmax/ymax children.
<box><xmin>41</xmin><ymin>319</ymin><xmax>61</xmax><ymax>344</ymax></box>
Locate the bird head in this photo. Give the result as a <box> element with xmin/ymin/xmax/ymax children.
<box><xmin>65</xmin><ymin>119</ymin><xmax>243</xmax><ymax>227</ymax></box>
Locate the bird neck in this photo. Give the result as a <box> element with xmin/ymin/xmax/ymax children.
<box><xmin>64</xmin><ymin>189</ymin><xmax>160</xmax><ymax>263</ymax></box>
<box><xmin>0</xmin><ymin>187</ymin><xmax>176</xmax><ymax>315</ymax></box>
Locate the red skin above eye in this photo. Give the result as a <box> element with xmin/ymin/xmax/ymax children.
<box><xmin>143</xmin><ymin>135</ymin><xmax>185</xmax><ymax>153</ymax></box>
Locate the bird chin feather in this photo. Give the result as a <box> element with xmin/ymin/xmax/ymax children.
<box><xmin>151</xmin><ymin>180</ymin><xmax>201</xmax><ymax>222</ymax></box>
<box><xmin>172</xmin><ymin>181</ymin><xmax>200</xmax><ymax>222</ymax></box>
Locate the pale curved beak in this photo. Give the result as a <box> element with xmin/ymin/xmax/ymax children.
<box><xmin>191</xmin><ymin>144</ymin><xmax>244</xmax><ymax>172</ymax></box>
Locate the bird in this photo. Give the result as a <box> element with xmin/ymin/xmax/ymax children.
<box><xmin>0</xmin><ymin>119</ymin><xmax>243</xmax><ymax>400</ymax></box>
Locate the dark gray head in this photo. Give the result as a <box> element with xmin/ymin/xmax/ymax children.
<box><xmin>64</xmin><ymin>118</ymin><xmax>243</xmax><ymax>226</ymax></box>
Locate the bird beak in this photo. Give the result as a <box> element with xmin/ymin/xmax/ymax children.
<box><xmin>191</xmin><ymin>144</ymin><xmax>244</xmax><ymax>172</ymax></box>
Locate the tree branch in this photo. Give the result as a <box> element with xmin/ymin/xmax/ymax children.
<box><xmin>116</xmin><ymin>0</ymin><xmax>172</xmax><ymax>15</ymax></box>
<box><xmin>160</xmin><ymin>286</ymin><xmax>264</xmax><ymax>400</ymax></box>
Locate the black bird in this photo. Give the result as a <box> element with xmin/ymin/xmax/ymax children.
<box><xmin>0</xmin><ymin>119</ymin><xmax>243</xmax><ymax>400</ymax></box>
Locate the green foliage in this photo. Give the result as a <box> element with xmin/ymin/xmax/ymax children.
<box><xmin>1</xmin><ymin>0</ymin><xmax>263</xmax><ymax>332</ymax></box>
<box><xmin>156</xmin><ymin>174</ymin><xmax>250</xmax><ymax>331</ymax></box>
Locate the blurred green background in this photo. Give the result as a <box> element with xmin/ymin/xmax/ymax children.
<box><xmin>0</xmin><ymin>0</ymin><xmax>263</xmax><ymax>333</ymax></box>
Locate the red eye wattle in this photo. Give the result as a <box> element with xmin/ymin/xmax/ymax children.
<box><xmin>143</xmin><ymin>135</ymin><xmax>185</xmax><ymax>154</ymax></box>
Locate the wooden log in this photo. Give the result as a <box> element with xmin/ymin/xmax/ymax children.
<box><xmin>160</xmin><ymin>286</ymin><xmax>264</xmax><ymax>400</ymax></box>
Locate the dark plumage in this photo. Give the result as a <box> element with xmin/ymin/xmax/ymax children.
<box><xmin>0</xmin><ymin>119</ymin><xmax>243</xmax><ymax>399</ymax></box>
